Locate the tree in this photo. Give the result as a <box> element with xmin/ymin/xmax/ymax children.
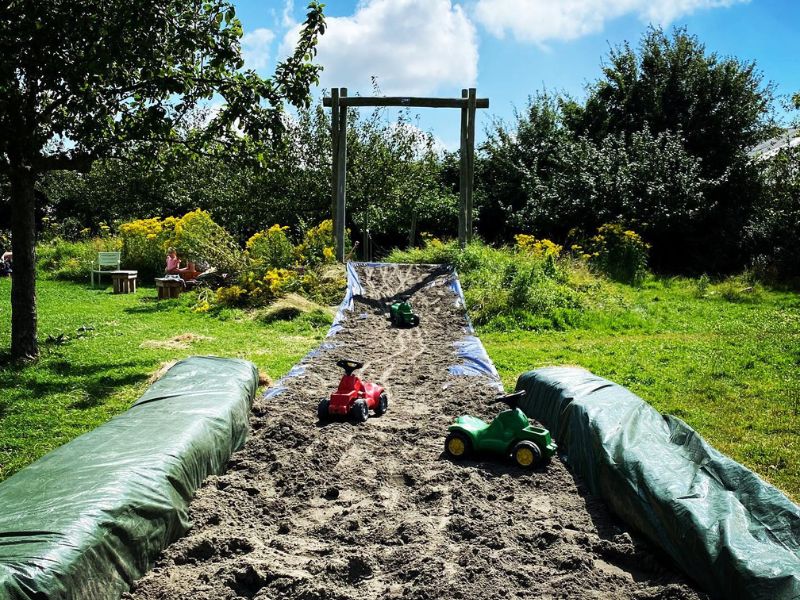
<box><xmin>747</xmin><ymin>146</ymin><xmax>800</xmax><ymax>280</ymax></box>
<box><xmin>0</xmin><ymin>0</ymin><xmax>326</xmax><ymax>359</ymax></box>
<box><xmin>477</xmin><ymin>92</ymin><xmax>568</xmax><ymax>243</ymax></box>
<box><xmin>564</xmin><ymin>27</ymin><xmax>774</xmax><ymax>272</ymax></box>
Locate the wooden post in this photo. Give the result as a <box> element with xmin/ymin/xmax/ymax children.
<box><xmin>362</xmin><ymin>197</ymin><xmax>370</xmax><ymax>261</ymax></box>
<box><xmin>466</xmin><ymin>88</ymin><xmax>477</xmax><ymax>242</ymax></box>
<box><xmin>323</xmin><ymin>88</ymin><xmax>489</xmax><ymax>255</ymax></box>
<box><xmin>335</xmin><ymin>88</ymin><xmax>348</xmax><ymax>262</ymax></box>
<box><xmin>458</xmin><ymin>89</ymin><xmax>468</xmax><ymax>248</ymax></box>
<box><xmin>330</xmin><ymin>88</ymin><xmax>339</xmax><ymax>221</ymax></box>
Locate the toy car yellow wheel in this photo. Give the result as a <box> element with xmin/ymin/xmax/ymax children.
<box><xmin>444</xmin><ymin>431</ymin><xmax>471</xmax><ymax>460</ymax></box>
<box><xmin>512</xmin><ymin>441</ymin><xmax>542</xmax><ymax>469</ymax></box>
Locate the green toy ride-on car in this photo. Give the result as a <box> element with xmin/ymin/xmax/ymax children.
<box><xmin>444</xmin><ymin>391</ymin><xmax>557</xmax><ymax>469</ymax></box>
<box><xmin>389</xmin><ymin>295</ymin><xmax>420</xmax><ymax>327</ymax></box>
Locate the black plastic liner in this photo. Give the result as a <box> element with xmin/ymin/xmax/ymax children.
<box><xmin>0</xmin><ymin>356</ymin><xmax>258</xmax><ymax>600</ymax></box>
<box><xmin>515</xmin><ymin>366</ymin><xmax>800</xmax><ymax>600</ymax></box>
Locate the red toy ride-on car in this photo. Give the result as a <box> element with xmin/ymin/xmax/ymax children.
<box><xmin>318</xmin><ymin>359</ymin><xmax>388</xmax><ymax>423</ymax></box>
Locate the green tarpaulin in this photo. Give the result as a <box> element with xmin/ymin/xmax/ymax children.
<box><xmin>0</xmin><ymin>356</ymin><xmax>258</xmax><ymax>600</ymax></box>
<box><xmin>516</xmin><ymin>366</ymin><xmax>800</xmax><ymax>600</ymax></box>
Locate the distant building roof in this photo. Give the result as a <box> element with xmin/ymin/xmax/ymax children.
<box><xmin>748</xmin><ymin>128</ymin><xmax>800</xmax><ymax>160</ymax></box>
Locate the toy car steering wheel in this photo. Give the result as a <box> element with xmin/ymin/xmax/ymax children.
<box><xmin>336</xmin><ymin>359</ymin><xmax>364</xmax><ymax>375</ymax></box>
<box><xmin>490</xmin><ymin>390</ymin><xmax>527</xmax><ymax>407</ymax></box>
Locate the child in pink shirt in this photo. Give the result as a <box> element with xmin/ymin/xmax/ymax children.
<box><xmin>165</xmin><ymin>248</ymin><xmax>185</xmax><ymax>274</ymax></box>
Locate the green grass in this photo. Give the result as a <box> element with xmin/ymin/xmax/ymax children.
<box><xmin>481</xmin><ymin>276</ymin><xmax>800</xmax><ymax>501</ymax></box>
<box><xmin>0</xmin><ymin>278</ymin><xmax>330</xmax><ymax>482</ymax></box>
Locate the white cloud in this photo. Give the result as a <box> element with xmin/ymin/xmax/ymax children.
<box><xmin>280</xmin><ymin>0</ymin><xmax>294</xmax><ymax>28</ymax></box>
<box><xmin>473</xmin><ymin>0</ymin><xmax>749</xmax><ymax>45</ymax></box>
<box><xmin>281</xmin><ymin>0</ymin><xmax>478</xmax><ymax>96</ymax></box>
<box><xmin>242</xmin><ymin>28</ymin><xmax>275</xmax><ymax>70</ymax></box>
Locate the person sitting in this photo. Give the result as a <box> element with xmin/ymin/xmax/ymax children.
<box><xmin>165</xmin><ymin>248</ymin><xmax>188</xmax><ymax>275</ymax></box>
<box><xmin>165</xmin><ymin>247</ymin><xmax>203</xmax><ymax>283</ymax></box>
<box><xmin>0</xmin><ymin>251</ymin><xmax>12</xmax><ymax>276</ymax></box>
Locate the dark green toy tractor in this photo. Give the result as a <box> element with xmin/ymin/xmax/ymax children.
<box><xmin>444</xmin><ymin>391</ymin><xmax>557</xmax><ymax>469</ymax></box>
<box><xmin>389</xmin><ymin>295</ymin><xmax>420</xmax><ymax>327</ymax></box>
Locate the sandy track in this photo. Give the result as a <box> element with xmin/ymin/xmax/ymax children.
<box><xmin>126</xmin><ymin>264</ymin><xmax>705</xmax><ymax>600</ymax></box>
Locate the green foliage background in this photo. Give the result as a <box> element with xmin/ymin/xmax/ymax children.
<box><xmin>3</xmin><ymin>26</ymin><xmax>798</xmax><ymax>281</ymax></box>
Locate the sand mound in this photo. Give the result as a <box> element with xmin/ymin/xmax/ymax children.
<box><xmin>140</xmin><ymin>333</ymin><xmax>214</xmax><ymax>350</ymax></box>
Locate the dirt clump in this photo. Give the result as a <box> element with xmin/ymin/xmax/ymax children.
<box><xmin>126</xmin><ymin>264</ymin><xmax>706</xmax><ymax>600</ymax></box>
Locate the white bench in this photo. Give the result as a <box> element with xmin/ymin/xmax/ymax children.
<box><xmin>91</xmin><ymin>252</ymin><xmax>121</xmax><ymax>287</ymax></box>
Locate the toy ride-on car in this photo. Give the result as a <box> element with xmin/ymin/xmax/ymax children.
<box><xmin>444</xmin><ymin>391</ymin><xmax>557</xmax><ymax>469</ymax></box>
<box><xmin>318</xmin><ymin>359</ymin><xmax>388</xmax><ymax>423</ymax></box>
<box><xmin>389</xmin><ymin>295</ymin><xmax>420</xmax><ymax>327</ymax></box>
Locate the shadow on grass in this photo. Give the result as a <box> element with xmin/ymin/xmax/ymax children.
<box><xmin>43</xmin><ymin>359</ymin><xmax>146</xmax><ymax>377</ymax></box>
<box><xmin>0</xmin><ymin>356</ymin><xmax>153</xmax><ymax>412</ymax></box>
<box><xmin>123</xmin><ymin>299</ymin><xmax>179</xmax><ymax>314</ymax></box>
<box><xmin>25</xmin><ymin>371</ymin><xmax>149</xmax><ymax>410</ymax></box>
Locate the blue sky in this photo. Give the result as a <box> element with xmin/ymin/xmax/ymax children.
<box><xmin>232</xmin><ymin>0</ymin><xmax>800</xmax><ymax>150</ymax></box>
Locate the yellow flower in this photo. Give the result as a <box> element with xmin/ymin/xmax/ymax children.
<box><xmin>193</xmin><ymin>301</ymin><xmax>211</xmax><ymax>313</ymax></box>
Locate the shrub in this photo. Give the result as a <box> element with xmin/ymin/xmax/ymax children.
<box><xmin>215</xmin><ymin>285</ymin><xmax>247</xmax><ymax>307</ymax></box>
<box><xmin>119</xmin><ymin>217</ymin><xmax>176</xmax><ymax>277</ymax></box>
<box><xmin>37</xmin><ymin>236</ymin><xmax>122</xmax><ymax>281</ymax></box>
<box><xmin>694</xmin><ymin>274</ymin><xmax>711</xmax><ymax>298</ymax></box>
<box><xmin>716</xmin><ymin>275</ymin><xmax>763</xmax><ymax>303</ymax></box>
<box><xmin>298</xmin><ymin>266</ymin><xmax>347</xmax><ymax>305</ymax></box>
<box><xmin>514</xmin><ymin>234</ymin><xmax>562</xmax><ymax>258</ymax></box>
<box><xmin>246</xmin><ymin>225</ymin><xmax>295</xmax><ymax>270</ymax></box>
<box><xmin>173</xmin><ymin>209</ymin><xmax>242</xmax><ymax>275</ymax></box>
<box><xmin>588</xmin><ymin>224</ymin><xmax>649</xmax><ymax>285</ymax></box>
<box><xmin>120</xmin><ymin>210</ymin><xmax>243</xmax><ymax>278</ymax></box>
<box><xmin>296</xmin><ymin>219</ymin><xmax>337</xmax><ymax>266</ymax></box>
<box><xmin>388</xmin><ymin>239</ymin><xmax>588</xmax><ymax>331</ymax></box>
<box><xmin>747</xmin><ymin>145</ymin><xmax>800</xmax><ymax>280</ymax></box>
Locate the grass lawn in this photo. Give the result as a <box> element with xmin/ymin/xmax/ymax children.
<box><xmin>481</xmin><ymin>276</ymin><xmax>800</xmax><ymax>501</ymax></box>
<box><xmin>0</xmin><ymin>277</ymin><xmax>330</xmax><ymax>482</ymax></box>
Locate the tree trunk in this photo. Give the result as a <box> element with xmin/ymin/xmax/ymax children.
<box><xmin>9</xmin><ymin>165</ymin><xmax>38</xmax><ymax>360</ymax></box>
<box><xmin>408</xmin><ymin>211</ymin><xmax>418</xmax><ymax>249</ymax></box>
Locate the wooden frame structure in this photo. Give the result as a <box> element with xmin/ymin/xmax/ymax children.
<box><xmin>323</xmin><ymin>88</ymin><xmax>489</xmax><ymax>261</ymax></box>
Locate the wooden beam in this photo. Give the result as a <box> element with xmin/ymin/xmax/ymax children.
<box><xmin>466</xmin><ymin>88</ymin><xmax>477</xmax><ymax>242</ymax></box>
<box><xmin>330</xmin><ymin>88</ymin><xmax>339</xmax><ymax>224</ymax></box>
<box><xmin>458</xmin><ymin>89</ymin><xmax>468</xmax><ymax>248</ymax></box>
<box><xmin>335</xmin><ymin>88</ymin><xmax>348</xmax><ymax>262</ymax></box>
<box><xmin>323</xmin><ymin>96</ymin><xmax>489</xmax><ymax>109</ymax></box>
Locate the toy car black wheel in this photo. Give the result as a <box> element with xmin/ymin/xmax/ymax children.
<box><xmin>444</xmin><ymin>431</ymin><xmax>471</xmax><ymax>460</ymax></box>
<box><xmin>411</xmin><ymin>315</ymin><xmax>420</xmax><ymax>326</ymax></box>
<box><xmin>374</xmin><ymin>392</ymin><xmax>389</xmax><ymax>416</ymax></box>
<box><xmin>512</xmin><ymin>441</ymin><xmax>542</xmax><ymax>469</ymax></box>
<box><xmin>350</xmin><ymin>399</ymin><xmax>369</xmax><ymax>423</ymax></box>
<box><xmin>317</xmin><ymin>398</ymin><xmax>330</xmax><ymax>420</ymax></box>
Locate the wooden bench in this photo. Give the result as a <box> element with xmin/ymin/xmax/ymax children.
<box><xmin>155</xmin><ymin>277</ymin><xmax>184</xmax><ymax>299</ymax></box>
<box><xmin>91</xmin><ymin>252</ymin><xmax>121</xmax><ymax>287</ymax></box>
<box><xmin>110</xmin><ymin>270</ymin><xmax>138</xmax><ymax>294</ymax></box>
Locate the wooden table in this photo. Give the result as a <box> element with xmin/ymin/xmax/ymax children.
<box><xmin>155</xmin><ymin>277</ymin><xmax>184</xmax><ymax>299</ymax></box>
<box><xmin>109</xmin><ymin>270</ymin><xmax>138</xmax><ymax>294</ymax></box>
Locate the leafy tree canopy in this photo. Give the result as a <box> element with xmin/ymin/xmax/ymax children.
<box><xmin>0</xmin><ymin>0</ymin><xmax>326</xmax><ymax>359</ymax></box>
<box><xmin>564</xmin><ymin>27</ymin><xmax>774</xmax><ymax>175</ymax></box>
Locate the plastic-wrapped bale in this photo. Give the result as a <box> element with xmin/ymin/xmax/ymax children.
<box><xmin>515</xmin><ymin>366</ymin><xmax>800</xmax><ymax>600</ymax></box>
<box><xmin>0</xmin><ymin>356</ymin><xmax>259</xmax><ymax>600</ymax></box>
